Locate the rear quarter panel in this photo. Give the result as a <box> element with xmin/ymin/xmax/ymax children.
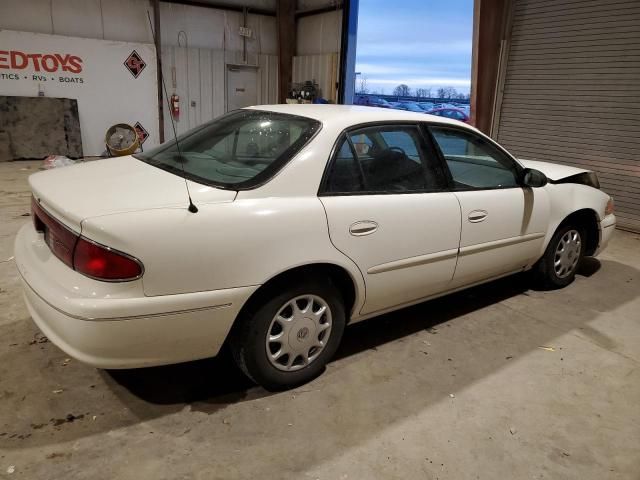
<box><xmin>80</xmin><ymin>198</ymin><xmax>365</xmax><ymax>306</ymax></box>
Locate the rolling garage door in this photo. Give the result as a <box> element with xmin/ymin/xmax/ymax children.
<box><xmin>494</xmin><ymin>0</ymin><xmax>640</xmax><ymax>232</ymax></box>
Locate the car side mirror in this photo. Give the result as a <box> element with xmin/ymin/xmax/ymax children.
<box><xmin>522</xmin><ymin>168</ymin><xmax>548</xmax><ymax>188</ymax></box>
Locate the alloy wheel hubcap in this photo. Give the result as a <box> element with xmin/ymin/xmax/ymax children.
<box><xmin>266</xmin><ymin>295</ymin><xmax>332</xmax><ymax>372</ymax></box>
<box><xmin>554</xmin><ymin>229</ymin><xmax>581</xmax><ymax>278</ymax></box>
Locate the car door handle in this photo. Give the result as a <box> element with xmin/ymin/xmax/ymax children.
<box><xmin>349</xmin><ymin>220</ymin><xmax>378</xmax><ymax>236</ymax></box>
<box><xmin>468</xmin><ymin>210</ymin><xmax>488</xmax><ymax>223</ymax></box>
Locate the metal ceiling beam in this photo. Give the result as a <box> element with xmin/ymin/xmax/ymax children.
<box><xmin>295</xmin><ymin>2</ymin><xmax>343</xmax><ymax>19</ymax></box>
<box><xmin>160</xmin><ymin>0</ymin><xmax>276</xmax><ymax>16</ymax></box>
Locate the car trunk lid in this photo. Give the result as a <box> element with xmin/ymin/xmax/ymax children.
<box><xmin>29</xmin><ymin>156</ymin><xmax>236</xmax><ymax>230</ymax></box>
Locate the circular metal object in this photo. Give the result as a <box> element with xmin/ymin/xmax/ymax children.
<box><xmin>554</xmin><ymin>229</ymin><xmax>581</xmax><ymax>279</ymax></box>
<box><xmin>105</xmin><ymin>123</ymin><xmax>140</xmax><ymax>156</ymax></box>
<box><xmin>265</xmin><ymin>294</ymin><xmax>332</xmax><ymax>372</ymax></box>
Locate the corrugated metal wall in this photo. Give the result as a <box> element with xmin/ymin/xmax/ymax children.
<box><xmin>495</xmin><ymin>0</ymin><xmax>640</xmax><ymax>232</ymax></box>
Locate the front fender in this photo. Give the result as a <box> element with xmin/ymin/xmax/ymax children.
<box><xmin>536</xmin><ymin>183</ymin><xmax>610</xmax><ymax>259</ymax></box>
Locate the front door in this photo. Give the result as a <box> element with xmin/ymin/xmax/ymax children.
<box><xmin>320</xmin><ymin>124</ymin><xmax>461</xmax><ymax>315</ymax></box>
<box><xmin>428</xmin><ymin>125</ymin><xmax>549</xmax><ymax>287</ymax></box>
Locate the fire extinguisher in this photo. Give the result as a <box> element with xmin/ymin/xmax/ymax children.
<box><xmin>170</xmin><ymin>93</ymin><xmax>180</xmax><ymax>120</ymax></box>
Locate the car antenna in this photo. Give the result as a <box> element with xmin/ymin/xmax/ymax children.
<box><xmin>147</xmin><ymin>11</ymin><xmax>198</xmax><ymax>213</ymax></box>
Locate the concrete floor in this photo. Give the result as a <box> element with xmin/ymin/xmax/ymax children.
<box><xmin>0</xmin><ymin>160</ymin><xmax>639</xmax><ymax>480</ymax></box>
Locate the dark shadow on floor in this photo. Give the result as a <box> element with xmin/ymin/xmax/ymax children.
<box><xmin>83</xmin><ymin>259</ymin><xmax>612</xmax><ymax>405</ymax></box>
<box><xmin>106</xmin><ymin>349</ymin><xmax>257</xmax><ymax>408</ymax></box>
<box><xmin>4</xmin><ymin>258</ymin><xmax>638</xmax><ymax>450</ymax></box>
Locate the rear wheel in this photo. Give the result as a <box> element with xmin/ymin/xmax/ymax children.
<box><xmin>535</xmin><ymin>224</ymin><xmax>585</xmax><ymax>288</ymax></box>
<box><xmin>230</xmin><ymin>279</ymin><xmax>345</xmax><ymax>390</ymax></box>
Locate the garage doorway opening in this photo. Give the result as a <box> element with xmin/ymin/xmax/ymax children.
<box><xmin>353</xmin><ymin>0</ymin><xmax>473</xmax><ymax>119</ymax></box>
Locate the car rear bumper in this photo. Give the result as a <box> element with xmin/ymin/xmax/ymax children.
<box><xmin>595</xmin><ymin>214</ymin><xmax>616</xmax><ymax>256</ymax></box>
<box><xmin>15</xmin><ymin>224</ymin><xmax>258</xmax><ymax>369</ymax></box>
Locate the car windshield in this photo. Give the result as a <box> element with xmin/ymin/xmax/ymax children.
<box><xmin>135</xmin><ymin>110</ymin><xmax>321</xmax><ymax>189</ymax></box>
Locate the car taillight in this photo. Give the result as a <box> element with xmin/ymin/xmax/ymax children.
<box><xmin>605</xmin><ymin>197</ymin><xmax>615</xmax><ymax>216</ymax></box>
<box><xmin>32</xmin><ymin>197</ymin><xmax>78</xmax><ymax>268</ymax></box>
<box><xmin>73</xmin><ymin>237</ymin><xmax>143</xmax><ymax>281</ymax></box>
<box><xmin>31</xmin><ymin>196</ymin><xmax>143</xmax><ymax>281</ymax></box>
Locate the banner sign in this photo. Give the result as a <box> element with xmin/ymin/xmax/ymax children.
<box><xmin>0</xmin><ymin>30</ymin><xmax>159</xmax><ymax>156</ymax></box>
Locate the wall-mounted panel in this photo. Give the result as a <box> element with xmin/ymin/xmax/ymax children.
<box><xmin>0</xmin><ymin>96</ymin><xmax>83</xmax><ymax>159</ymax></box>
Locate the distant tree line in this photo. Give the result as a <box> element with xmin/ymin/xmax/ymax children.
<box><xmin>391</xmin><ymin>84</ymin><xmax>469</xmax><ymax>100</ymax></box>
<box><xmin>356</xmin><ymin>77</ymin><xmax>469</xmax><ymax>100</ymax></box>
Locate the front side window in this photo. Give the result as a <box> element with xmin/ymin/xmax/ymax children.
<box><xmin>135</xmin><ymin>110</ymin><xmax>320</xmax><ymax>189</ymax></box>
<box><xmin>430</xmin><ymin>126</ymin><xmax>520</xmax><ymax>190</ymax></box>
<box><xmin>324</xmin><ymin>125</ymin><xmax>444</xmax><ymax>194</ymax></box>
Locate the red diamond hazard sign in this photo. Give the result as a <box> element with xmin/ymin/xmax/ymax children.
<box><xmin>134</xmin><ymin>122</ymin><xmax>149</xmax><ymax>144</ymax></box>
<box><xmin>124</xmin><ymin>50</ymin><xmax>146</xmax><ymax>78</ymax></box>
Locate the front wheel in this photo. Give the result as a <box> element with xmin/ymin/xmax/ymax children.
<box><xmin>230</xmin><ymin>279</ymin><xmax>346</xmax><ymax>390</ymax></box>
<box><xmin>534</xmin><ymin>224</ymin><xmax>585</xmax><ymax>288</ymax></box>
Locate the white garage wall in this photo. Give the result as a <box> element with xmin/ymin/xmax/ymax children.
<box><xmin>158</xmin><ymin>2</ymin><xmax>276</xmax><ymax>52</ymax></box>
<box><xmin>294</xmin><ymin>9</ymin><xmax>341</xmax><ymax>103</ymax></box>
<box><xmin>293</xmin><ymin>53</ymin><xmax>338</xmax><ymax>102</ymax></box>
<box><xmin>1</xmin><ymin>0</ymin><xmax>280</xmax><ymax>149</ymax></box>
<box><xmin>161</xmin><ymin>46</ymin><xmax>278</xmax><ymax>136</ymax></box>
<box><xmin>0</xmin><ymin>0</ymin><xmax>155</xmax><ymax>43</ymax></box>
<box><xmin>296</xmin><ymin>9</ymin><xmax>342</xmax><ymax>56</ymax></box>
<box><xmin>0</xmin><ymin>30</ymin><xmax>159</xmax><ymax>156</ymax></box>
<box><xmin>0</xmin><ymin>0</ymin><xmax>278</xmax><ymax>45</ymax></box>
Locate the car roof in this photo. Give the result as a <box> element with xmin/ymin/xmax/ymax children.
<box><xmin>244</xmin><ymin>104</ymin><xmax>469</xmax><ymax>130</ymax></box>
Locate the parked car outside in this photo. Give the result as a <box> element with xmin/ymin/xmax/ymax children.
<box><xmin>353</xmin><ymin>95</ymin><xmax>391</xmax><ymax>108</ymax></box>
<box><xmin>15</xmin><ymin>104</ymin><xmax>615</xmax><ymax>390</ymax></box>
<box><xmin>393</xmin><ymin>102</ymin><xmax>425</xmax><ymax>113</ymax></box>
<box><xmin>417</xmin><ymin>102</ymin><xmax>435</xmax><ymax>111</ymax></box>
<box><xmin>427</xmin><ymin>107</ymin><xmax>470</xmax><ymax>123</ymax></box>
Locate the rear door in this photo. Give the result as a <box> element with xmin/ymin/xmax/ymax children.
<box><xmin>320</xmin><ymin>123</ymin><xmax>461</xmax><ymax>315</ymax></box>
<box><xmin>428</xmin><ymin>125</ymin><xmax>549</xmax><ymax>288</ymax></box>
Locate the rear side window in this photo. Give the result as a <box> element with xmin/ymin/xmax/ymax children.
<box><xmin>323</xmin><ymin>125</ymin><xmax>445</xmax><ymax>194</ymax></box>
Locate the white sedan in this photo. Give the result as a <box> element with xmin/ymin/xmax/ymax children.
<box><xmin>15</xmin><ymin>105</ymin><xmax>616</xmax><ymax>390</ymax></box>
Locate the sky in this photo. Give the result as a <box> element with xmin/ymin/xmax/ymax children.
<box><xmin>355</xmin><ymin>0</ymin><xmax>474</xmax><ymax>95</ymax></box>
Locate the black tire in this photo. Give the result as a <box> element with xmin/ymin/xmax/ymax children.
<box><xmin>534</xmin><ymin>223</ymin><xmax>586</xmax><ymax>289</ymax></box>
<box><xmin>230</xmin><ymin>278</ymin><xmax>346</xmax><ymax>391</ymax></box>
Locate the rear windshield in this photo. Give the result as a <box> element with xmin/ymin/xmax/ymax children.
<box><xmin>135</xmin><ymin>110</ymin><xmax>321</xmax><ymax>189</ymax></box>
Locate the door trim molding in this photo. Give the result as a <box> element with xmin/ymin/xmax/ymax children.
<box><xmin>368</xmin><ymin>248</ymin><xmax>458</xmax><ymax>275</ymax></box>
<box><xmin>459</xmin><ymin>232</ymin><xmax>545</xmax><ymax>256</ymax></box>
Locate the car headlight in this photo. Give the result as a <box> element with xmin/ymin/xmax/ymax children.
<box><xmin>605</xmin><ymin>197</ymin><xmax>615</xmax><ymax>216</ymax></box>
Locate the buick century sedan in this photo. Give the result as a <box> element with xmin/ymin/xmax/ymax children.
<box><xmin>15</xmin><ymin>105</ymin><xmax>616</xmax><ymax>389</ymax></box>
